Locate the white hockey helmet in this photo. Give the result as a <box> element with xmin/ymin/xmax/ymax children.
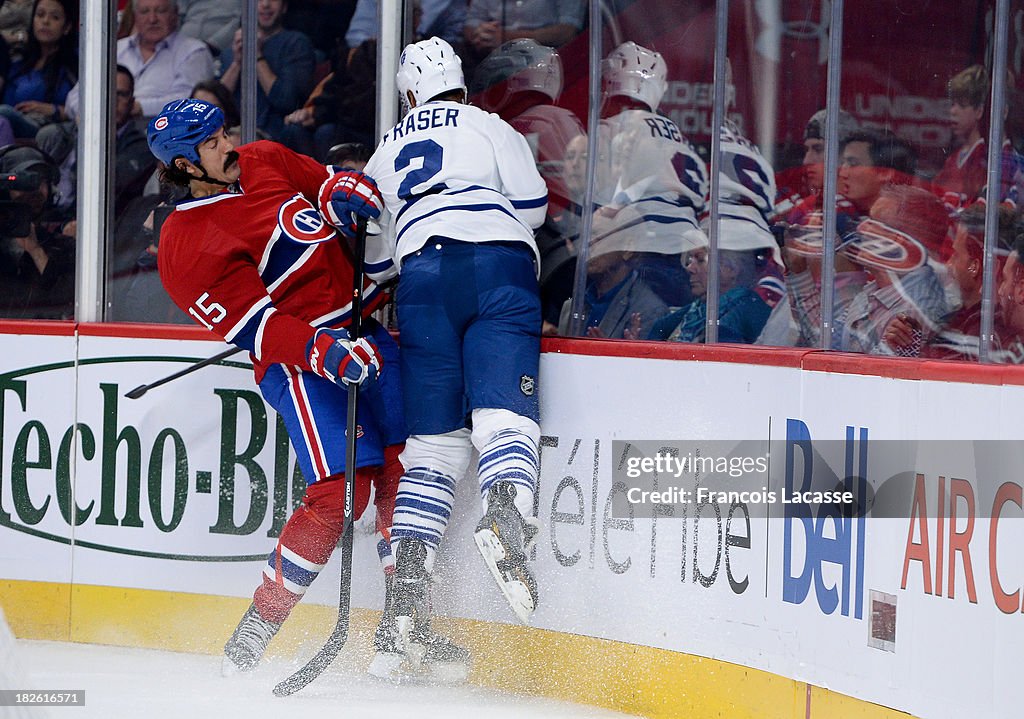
<box><xmin>396</xmin><ymin>36</ymin><xmax>466</xmax><ymax>108</ymax></box>
<box><xmin>470</xmin><ymin>39</ymin><xmax>563</xmax><ymax>111</ymax></box>
<box><xmin>601</xmin><ymin>41</ymin><xmax>668</xmax><ymax>111</ymax></box>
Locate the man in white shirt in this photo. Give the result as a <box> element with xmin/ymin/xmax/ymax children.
<box><xmin>66</xmin><ymin>0</ymin><xmax>213</xmax><ymax>121</ymax></box>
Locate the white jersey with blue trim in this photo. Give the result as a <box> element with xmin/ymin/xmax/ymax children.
<box><xmin>364</xmin><ymin>100</ymin><xmax>548</xmax><ymax>266</ymax></box>
<box><xmin>597</xmin><ymin>109</ymin><xmax>709</xmax><ymax>217</ymax></box>
<box><xmin>717</xmin><ymin>120</ymin><xmax>777</xmax><ymax>222</ymax></box>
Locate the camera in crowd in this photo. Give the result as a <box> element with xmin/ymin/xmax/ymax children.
<box><xmin>0</xmin><ymin>171</ymin><xmax>40</xmax><ymax>239</ymax></box>
<box><xmin>0</xmin><ymin>145</ymin><xmax>62</xmax><ymax>240</ymax></box>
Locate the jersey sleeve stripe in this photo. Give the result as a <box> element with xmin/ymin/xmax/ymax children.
<box><xmin>223</xmin><ymin>296</ymin><xmax>273</xmax><ymax>346</ymax></box>
<box><xmin>510</xmin><ymin>195</ymin><xmax>547</xmax><ymax>209</ymax></box>
<box><xmin>262</xmin><ymin>239</ymin><xmax>317</xmax><ymax>292</ymax></box>
<box><xmin>364</xmin><ymin>258</ymin><xmax>396</xmax><ymax>283</ymax></box>
<box><xmin>256</xmin><ymin>230</ymin><xmax>281</xmax><ymax>276</ymax></box>
<box><xmin>253</xmin><ymin>306</ymin><xmax>277</xmax><ymax>362</ymax></box>
<box><xmin>720</xmin><ymin>210</ymin><xmax>771</xmax><ymax>231</ymax></box>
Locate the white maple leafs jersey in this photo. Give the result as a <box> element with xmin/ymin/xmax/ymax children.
<box><xmin>364</xmin><ymin>100</ymin><xmax>548</xmax><ymax>266</ymax></box>
<box><xmin>597</xmin><ymin>109</ymin><xmax>709</xmax><ymax>221</ymax></box>
<box><xmin>716</xmin><ymin>120</ymin><xmax>778</xmax><ymax>232</ymax></box>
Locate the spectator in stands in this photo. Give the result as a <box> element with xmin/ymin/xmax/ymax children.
<box><xmin>0</xmin><ymin>0</ymin><xmax>78</xmax><ymax>139</ymax></box>
<box><xmin>108</xmin><ymin>193</ymin><xmax>189</xmax><ymax>324</ymax></box>
<box><xmin>190</xmin><ymin>79</ymin><xmax>241</xmax><ymax>130</ymax></box>
<box><xmin>344</xmin><ymin>0</ymin><xmax>465</xmax><ymax>50</ymax></box>
<box><xmin>995</xmin><ymin>224</ymin><xmax>1024</xmax><ymax>363</ymax></box>
<box><xmin>282</xmin><ymin>0</ymin><xmax>464</xmax><ymax>160</ymax></box>
<box><xmin>0</xmin><ymin>0</ymin><xmax>31</xmax><ymax>58</ymax></box>
<box><xmin>883</xmin><ymin>202</ymin><xmax>1020</xmax><ymax>361</ymax></box>
<box><xmin>933</xmin><ymin>65</ymin><xmax>1024</xmax><ymax>210</ymax></box>
<box><xmin>0</xmin><ymin>143</ymin><xmax>74</xmax><ymax>319</ymax></box>
<box><xmin>65</xmin><ymin>0</ymin><xmax>215</xmax><ymax>121</ymax></box>
<box><xmin>36</xmin><ymin>64</ymin><xmax>156</xmax><ymax>218</ymax></box>
<box><xmin>284</xmin><ymin>0</ymin><xmax>359</xmax><ymax>61</ymax></box>
<box><xmin>463</xmin><ymin>0</ymin><xmax>584</xmax><ymax>75</ymax></box>
<box><xmin>0</xmin><ymin>21</ymin><xmax>10</xmax><ymax>97</ymax></box>
<box><xmin>219</xmin><ymin>0</ymin><xmax>316</xmax><ymax>141</ymax></box>
<box><xmin>773</xmin><ymin>107</ymin><xmax>859</xmax><ymax>223</ymax></box>
<box><xmin>775</xmin><ymin>211</ymin><xmax>868</xmax><ymax>348</ymax></box>
<box><xmin>838</xmin><ymin>129</ymin><xmax>918</xmax><ymax>218</ymax></box>
<box><xmin>280</xmin><ymin>37</ymin><xmax>373</xmax><ymax>158</ymax></box>
<box><xmin>177</xmin><ymin>0</ymin><xmax>241</xmax><ymax>54</ymax></box>
<box><xmin>833</xmin><ymin>185</ymin><xmax>951</xmax><ymax>354</ymax></box>
<box><xmin>643</xmin><ymin>244</ymin><xmax>771</xmax><ymax>344</ymax></box>
<box><xmin>556</xmin><ymin>204</ymin><xmax>669</xmax><ymax>340</ymax></box>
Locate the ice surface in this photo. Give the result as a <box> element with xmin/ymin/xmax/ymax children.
<box><xmin>17</xmin><ymin>640</ymin><xmax>638</xmax><ymax>719</ymax></box>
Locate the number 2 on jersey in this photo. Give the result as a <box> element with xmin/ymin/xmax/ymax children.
<box><xmin>395</xmin><ymin>139</ymin><xmax>444</xmax><ymax>199</ymax></box>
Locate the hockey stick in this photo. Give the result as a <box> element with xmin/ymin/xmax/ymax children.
<box><xmin>123</xmin><ymin>346</ymin><xmax>244</xmax><ymax>399</ymax></box>
<box><xmin>274</xmin><ymin>215</ymin><xmax>368</xmax><ymax>697</ymax></box>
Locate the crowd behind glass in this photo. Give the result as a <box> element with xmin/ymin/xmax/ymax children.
<box><xmin>2</xmin><ymin>0</ymin><xmax>1023</xmax><ymax>364</ymax></box>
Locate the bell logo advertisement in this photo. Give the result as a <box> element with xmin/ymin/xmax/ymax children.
<box><xmin>781</xmin><ymin>419</ymin><xmax>867</xmax><ymax>620</ymax></box>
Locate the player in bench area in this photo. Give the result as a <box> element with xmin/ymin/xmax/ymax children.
<box><xmin>145</xmin><ymin>98</ymin><xmax>468</xmax><ymax>680</ymax></box>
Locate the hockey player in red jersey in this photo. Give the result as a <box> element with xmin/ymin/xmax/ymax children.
<box><xmin>146</xmin><ymin>98</ymin><xmax>468</xmax><ymax>679</ymax></box>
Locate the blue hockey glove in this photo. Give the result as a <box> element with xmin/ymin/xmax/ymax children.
<box><xmin>317</xmin><ymin>171</ymin><xmax>382</xmax><ymax>238</ymax></box>
<box><xmin>306</xmin><ymin>327</ymin><xmax>382</xmax><ymax>386</ymax></box>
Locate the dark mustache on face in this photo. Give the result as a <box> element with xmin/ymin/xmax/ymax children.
<box><xmin>224</xmin><ymin>151</ymin><xmax>240</xmax><ymax>171</ymax></box>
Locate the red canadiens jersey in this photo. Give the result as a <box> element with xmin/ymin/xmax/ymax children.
<box><xmin>509</xmin><ymin>105</ymin><xmax>585</xmax><ymax>213</ymax></box>
<box><xmin>158</xmin><ymin>141</ymin><xmax>393</xmax><ymax>383</ymax></box>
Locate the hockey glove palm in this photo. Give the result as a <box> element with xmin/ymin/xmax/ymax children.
<box><xmin>318</xmin><ymin>171</ymin><xmax>383</xmax><ymax>238</ymax></box>
<box><xmin>307</xmin><ymin>328</ymin><xmax>383</xmax><ymax>386</ymax></box>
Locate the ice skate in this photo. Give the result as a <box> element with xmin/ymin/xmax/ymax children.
<box><xmin>474</xmin><ymin>481</ymin><xmax>539</xmax><ymax>623</ymax></box>
<box><xmin>368</xmin><ymin>541</ymin><xmax>470</xmax><ymax>684</ymax></box>
<box><xmin>222</xmin><ymin>603</ymin><xmax>281</xmax><ymax>675</ymax></box>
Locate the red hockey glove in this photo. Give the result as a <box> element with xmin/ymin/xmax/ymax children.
<box><xmin>318</xmin><ymin>171</ymin><xmax>383</xmax><ymax>238</ymax></box>
<box><xmin>306</xmin><ymin>327</ymin><xmax>383</xmax><ymax>386</ymax></box>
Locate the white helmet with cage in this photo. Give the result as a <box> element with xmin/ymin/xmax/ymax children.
<box><xmin>601</xmin><ymin>41</ymin><xmax>668</xmax><ymax>111</ymax></box>
<box><xmin>396</xmin><ymin>36</ymin><xmax>467</xmax><ymax>109</ymax></box>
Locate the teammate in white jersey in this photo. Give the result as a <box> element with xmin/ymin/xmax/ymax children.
<box><xmin>359</xmin><ymin>37</ymin><xmax>548</xmax><ymax>634</ymax></box>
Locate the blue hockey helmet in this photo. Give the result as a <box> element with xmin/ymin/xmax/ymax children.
<box><xmin>147</xmin><ymin>98</ymin><xmax>225</xmax><ymax>165</ymax></box>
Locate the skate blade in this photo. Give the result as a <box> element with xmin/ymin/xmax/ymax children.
<box><xmin>220</xmin><ymin>655</ymin><xmax>248</xmax><ymax>677</ymax></box>
<box><xmin>368</xmin><ymin>652</ymin><xmax>469</xmax><ymax>685</ymax></box>
<box><xmin>474</xmin><ymin>527</ymin><xmax>535</xmax><ymax>624</ymax></box>
<box><xmin>395</xmin><ymin>616</ymin><xmax>425</xmax><ymax>663</ymax></box>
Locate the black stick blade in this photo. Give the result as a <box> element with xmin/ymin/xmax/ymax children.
<box><xmin>124</xmin><ymin>385</ymin><xmax>148</xmax><ymax>399</ymax></box>
<box><xmin>272</xmin><ymin>625</ymin><xmax>347</xmax><ymax>697</ymax></box>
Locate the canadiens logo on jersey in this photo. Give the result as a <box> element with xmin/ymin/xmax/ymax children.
<box><xmin>278</xmin><ymin>194</ymin><xmax>336</xmax><ymax>244</ymax></box>
<box><xmin>839</xmin><ymin>218</ymin><xmax>928</xmax><ymax>273</ymax></box>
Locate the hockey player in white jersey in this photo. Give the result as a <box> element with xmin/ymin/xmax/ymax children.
<box><xmin>356</xmin><ymin>38</ymin><xmax>548</xmax><ymax>645</ymax></box>
<box><xmin>594</xmin><ymin>41</ymin><xmax>710</xmax><ymax>308</ymax></box>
